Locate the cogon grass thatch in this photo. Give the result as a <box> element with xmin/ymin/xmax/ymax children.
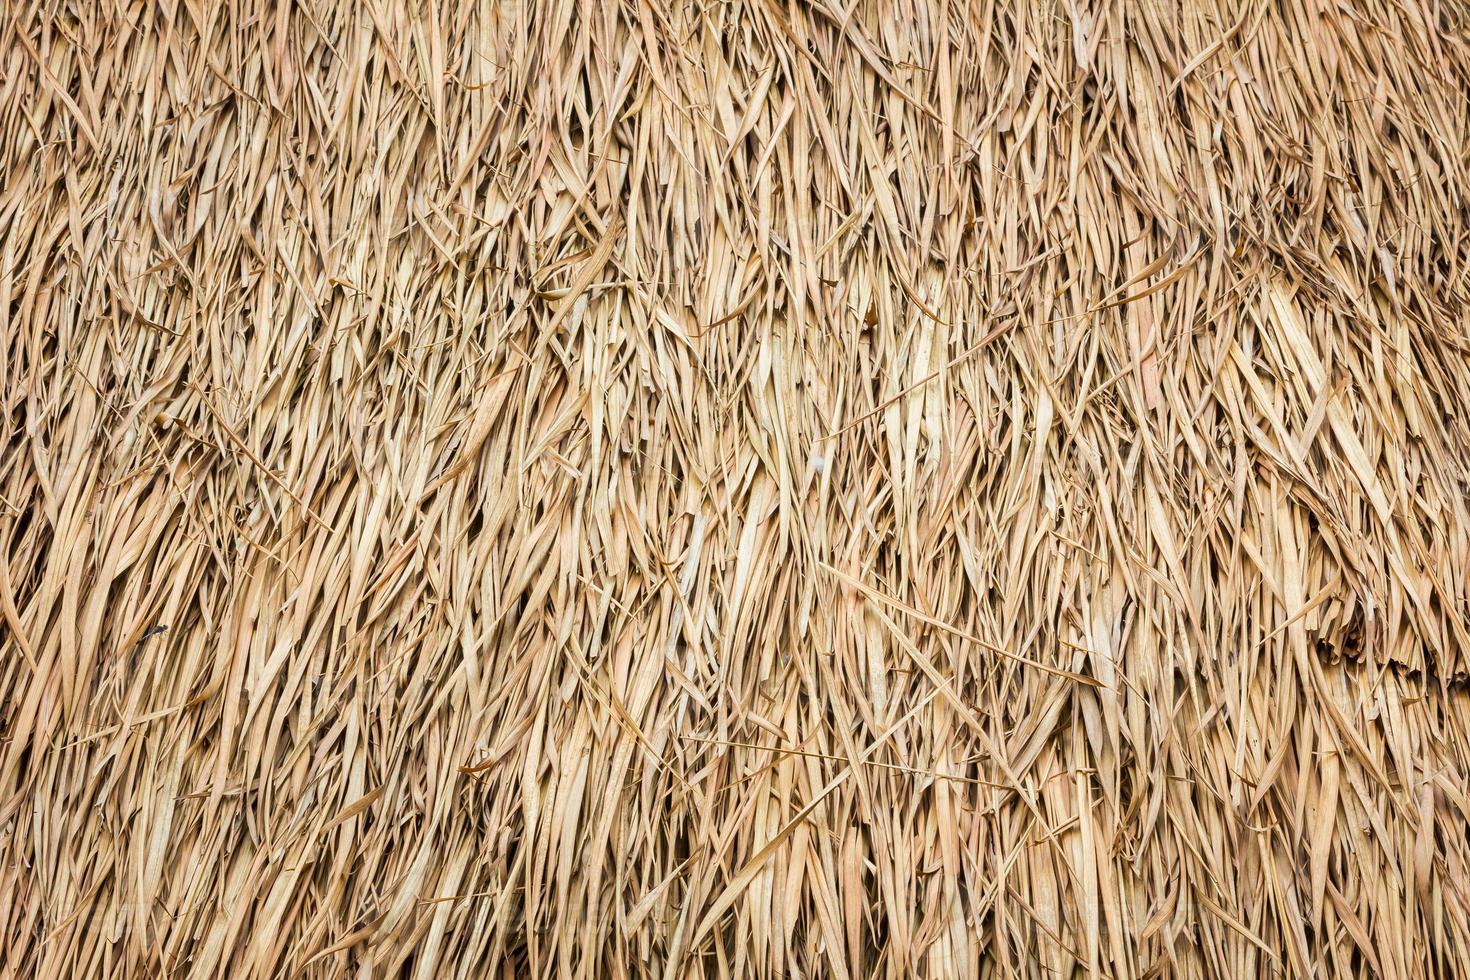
<box><xmin>3</xmin><ymin>0</ymin><xmax>1470</xmax><ymax>976</ymax></box>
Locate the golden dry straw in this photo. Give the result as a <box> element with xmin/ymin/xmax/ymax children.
<box><xmin>3</xmin><ymin>0</ymin><xmax>1470</xmax><ymax>977</ymax></box>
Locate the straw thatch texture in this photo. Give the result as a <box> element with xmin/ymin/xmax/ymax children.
<box><xmin>4</xmin><ymin>0</ymin><xmax>1470</xmax><ymax>976</ymax></box>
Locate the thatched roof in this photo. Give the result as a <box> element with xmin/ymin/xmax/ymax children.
<box><xmin>4</xmin><ymin>0</ymin><xmax>1470</xmax><ymax>976</ymax></box>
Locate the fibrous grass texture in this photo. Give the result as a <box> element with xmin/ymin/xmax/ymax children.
<box><xmin>4</xmin><ymin>0</ymin><xmax>1470</xmax><ymax>977</ymax></box>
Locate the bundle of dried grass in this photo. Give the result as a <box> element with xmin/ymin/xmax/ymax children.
<box><xmin>4</xmin><ymin>0</ymin><xmax>1470</xmax><ymax>976</ymax></box>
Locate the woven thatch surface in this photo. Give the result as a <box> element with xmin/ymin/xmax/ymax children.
<box><xmin>5</xmin><ymin>1</ymin><xmax>1470</xmax><ymax>977</ymax></box>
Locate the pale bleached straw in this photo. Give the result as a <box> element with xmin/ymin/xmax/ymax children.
<box><xmin>3</xmin><ymin>1</ymin><xmax>1470</xmax><ymax>978</ymax></box>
